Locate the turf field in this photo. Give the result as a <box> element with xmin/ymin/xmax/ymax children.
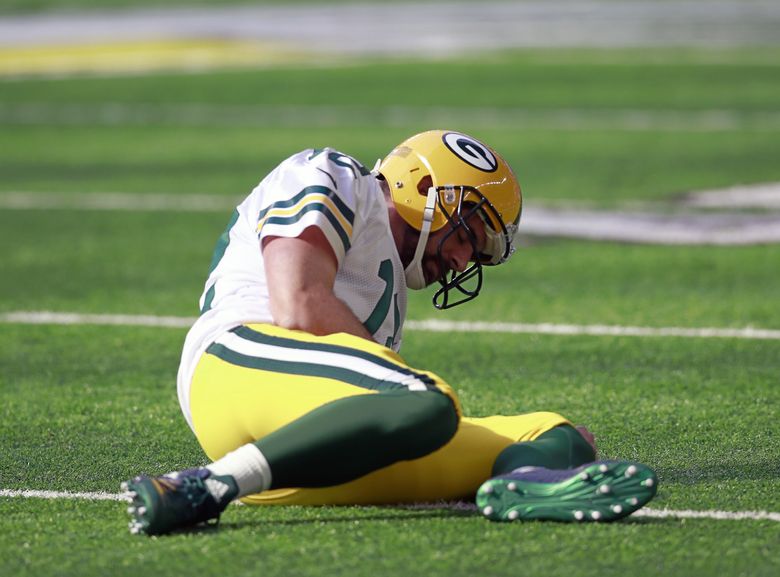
<box><xmin>0</xmin><ymin>0</ymin><xmax>338</xmax><ymax>13</ymax></box>
<box><xmin>1</xmin><ymin>41</ymin><xmax>779</xmax><ymax>577</ymax></box>
<box><xmin>0</xmin><ymin>0</ymin><xmax>478</xmax><ymax>15</ymax></box>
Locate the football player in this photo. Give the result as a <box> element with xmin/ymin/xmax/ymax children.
<box><xmin>123</xmin><ymin>130</ymin><xmax>657</xmax><ymax>535</ymax></box>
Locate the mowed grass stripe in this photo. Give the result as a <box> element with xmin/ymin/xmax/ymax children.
<box><xmin>0</xmin><ymin>191</ymin><xmax>240</xmax><ymax>211</ymax></box>
<box><xmin>2</xmin><ymin>489</ymin><xmax>778</xmax><ymax>523</ymax></box>
<box><xmin>3</xmin><ymin>102</ymin><xmax>780</xmax><ymax>132</ymax></box>
<box><xmin>2</xmin><ymin>311</ymin><xmax>779</xmax><ymax>340</ymax></box>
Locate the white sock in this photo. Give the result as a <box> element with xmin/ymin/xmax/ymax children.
<box><xmin>206</xmin><ymin>443</ymin><xmax>273</xmax><ymax>498</ymax></box>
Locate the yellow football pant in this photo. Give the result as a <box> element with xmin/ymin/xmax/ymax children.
<box><xmin>190</xmin><ymin>323</ymin><xmax>570</xmax><ymax>505</ymax></box>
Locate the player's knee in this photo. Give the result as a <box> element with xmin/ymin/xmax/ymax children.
<box><xmin>417</xmin><ymin>390</ymin><xmax>459</xmax><ymax>445</ymax></box>
<box><xmin>565</xmin><ymin>424</ymin><xmax>597</xmax><ymax>465</ymax></box>
<box><xmin>380</xmin><ymin>391</ymin><xmax>458</xmax><ymax>460</ymax></box>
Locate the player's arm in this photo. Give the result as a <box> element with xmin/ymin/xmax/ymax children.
<box><xmin>261</xmin><ymin>226</ymin><xmax>373</xmax><ymax>340</ymax></box>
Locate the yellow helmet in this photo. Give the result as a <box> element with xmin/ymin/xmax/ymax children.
<box><xmin>378</xmin><ymin>130</ymin><xmax>522</xmax><ymax>308</ymax></box>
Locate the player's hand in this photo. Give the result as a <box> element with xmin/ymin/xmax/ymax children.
<box><xmin>575</xmin><ymin>425</ymin><xmax>598</xmax><ymax>458</ymax></box>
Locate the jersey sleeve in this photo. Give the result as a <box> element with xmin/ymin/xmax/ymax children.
<box><xmin>255</xmin><ymin>149</ymin><xmax>364</xmax><ymax>265</ymax></box>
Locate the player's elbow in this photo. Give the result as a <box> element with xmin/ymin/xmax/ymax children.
<box><xmin>272</xmin><ymin>308</ymin><xmax>315</xmax><ymax>334</ymax></box>
<box><xmin>275</xmin><ymin>316</ymin><xmax>321</xmax><ymax>334</ymax></box>
<box><xmin>270</xmin><ymin>291</ymin><xmax>328</xmax><ymax>335</ymax></box>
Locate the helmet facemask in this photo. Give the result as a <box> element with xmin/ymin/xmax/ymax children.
<box><xmin>429</xmin><ymin>185</ymin><xmax>511</xmax><ymax>309</ymax></box>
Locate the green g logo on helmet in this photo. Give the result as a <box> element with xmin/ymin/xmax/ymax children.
<box><xmin>442</xmin><ymin>132</ymin><xmax>499</xmax><ymax>173</ymax></box>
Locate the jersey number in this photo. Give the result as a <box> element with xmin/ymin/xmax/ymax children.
<box><xmin>363</xmin><ymin>259</ymin><xmax>400</xmax><ymax>348</ymax></box>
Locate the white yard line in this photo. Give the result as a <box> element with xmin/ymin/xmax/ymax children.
<box><xmin>0</xmin><ymin>489</ymin><xmax>124</xmax><ymax>501</ymax></box>
<box><xmin>405</xmin><ymin>319</ymin><xmax>780</xmax><ymax>340</ymax></box>
<box><xmin>2</xmin><ymin>311</ymin><xmax>779</xmax><ymax>341</ymax></box>
<box><xmin>3</xmin><ymin>190</ymin><xmax>780</xmax><ymax>245</ymax></box>
<box><xmin>0</xmin><ymin>311</ymin><xmax>194</xmax><ymax>328</ymax></box>
<box><xmin>632</xmin><ymin>508</ymin><xmax>780</xmax><ymax>522</ymax></box>
<box><xmin>685</xmin><ymin>182</ymin><xmax>780</xmax><ymax>209</ymax></box>
<box><xmin>1</xmin><ymin>489</ymin><xmax>777</xmax><ymax>522</ymax></box>
<box><xmin>520</xmin><ymin>206</ymin><xmax>780</xmax><ymax>246</ymax></box>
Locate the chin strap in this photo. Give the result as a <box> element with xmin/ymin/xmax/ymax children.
<box><xmin>404</xmin><ymin>187</ymin><xmax>438</xmax><ymax>290</ymax></box>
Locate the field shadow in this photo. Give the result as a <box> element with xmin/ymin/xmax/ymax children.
<box><xmin>219</xmin><ymin>512</ymin><xmax>676</xmax><ymax>533</ymax></box>
<box><xmin>155</xmin><ymin>504</ymin><xmax>677</xmax><ymax>537</ymax></box>
<box><xmin>224</xmin><ymin>505</ymin><xmax>477</xmax><ymax>531</ymax></box>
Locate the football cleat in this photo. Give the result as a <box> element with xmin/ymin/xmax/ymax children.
<box><xmin>122</xmin><ymin>467</ymin><xmax>238</xmax><ymax>536</ymax></box>
<box><xmin>476</xmin><ymin>460</ymin><xmax>658</xmax><ymax>523</ymax></box>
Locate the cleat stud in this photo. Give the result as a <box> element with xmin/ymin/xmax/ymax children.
<box><xmin>482</xmin><ymin>506</ymin><xmax>494</xmax><ymax>517</ymax></box>
<box><xmin>507</xmin><ymin>482</ymin><xmax>517</xmax><ymax>491</ymax></box>
<box><xmin>612</xmin><ymin>504</ymin><xmax>623</xmax><ymax>514</ymax></box>
<box><xmin>599</xmin><ymin>484</ymin><xmax>611</xmax><ymax>494</ymax></box>
<box><xmin>644</xmin><ymin>478</ymin><xmax>655</xmax><ymax>487</ymax></box>
<box><xmin>591</xmin><ymin>510</ymin><xmax>602</xmax><ymax>521</ymax></box>
<box><xmin>137</xmin><ymin>506</ymin><xmax>147</xmax><ymax>516</ymax></box>
<box><xmin>482</xmin><ymin>484</ymin><xmax>493</xmax><ymax>494</ymax></box>
<box><xmin>574</xmin><ymin>510</ymin><xmax>584</xmax><ymax>521</ymax></box>
<box><xmin>128</xmin><ymin>491</ymin><xmax>138</xmax><ymax>499</ymax></box>
<box><xmin>579</xmin><ymin>471</ymin><xmax>590</xmax><ymax>481</ymax></box>
<box><xmin>625</xmin><ymin>465</ymin><xmax>638</xmax><ymax>477</ymax></box>
<box><xmin>598</xmin><ymin>464</ymin><xmax>609</xmax><ymax>474</ymax></box>
<box><xmin>628</xmin><ymin>497</ymin><xmax>639</xmax><ymax>506</ymax></box>
<box><xmin>120</xmin><ymin>482</ymin><xmax>129</xmax><ymax>492</ymax></box>
<box><xmin>127</xmin><ymin>506</ymin><xmax>136</xmax><ymax>515</ymax></box>
<box><xmin>507</xmin><ymin>510</ymin><xmax>519</xmax><ymax>521</ymax></box>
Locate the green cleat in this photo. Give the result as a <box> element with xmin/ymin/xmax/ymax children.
<box><xmin>122</xmin><ymin>468</ymin><xmax>238</xmax><ymax>536</ymax></box>
<box><xmin>476</xmin><ymin>460</ymin><xmax>657</xmax><ymax>522</ymax></box>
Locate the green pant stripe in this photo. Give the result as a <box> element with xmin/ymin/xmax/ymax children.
<box><xmin>206</xmin><ymin>342</ymin><xmax>418</xmax><ymax>393</ymax></box>
<box><xmin>231</xmin><ymin>325</ymin><xmax>437</xmax><ymax>388</ymax></box>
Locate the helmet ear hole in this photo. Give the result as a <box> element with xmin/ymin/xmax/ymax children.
<box><xmin>416</xmin><ymin>175</ymin><xmax>433</xmax><ymax>196</ymax></box>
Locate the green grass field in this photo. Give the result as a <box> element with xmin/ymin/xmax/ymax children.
<box><xmin>1</xmin><ymin>41</ymin><xmax>779</xmax><ymax>577</ymax></box>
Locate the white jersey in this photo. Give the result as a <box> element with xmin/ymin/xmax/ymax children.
<box><xmin>177</xmin><ymin>148</ymin><xmax>408</xmax><ymax>429</ymax></box>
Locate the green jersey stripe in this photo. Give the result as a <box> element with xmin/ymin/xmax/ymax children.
<box><xmin>201</xmin><ymin>208</ymin><xmax>240</xmax><ymax>314</ymax></box>
<box><xmin>200</xmin><ymin>284</ymin><xmax>216</xmax><ymax>315</ymax></box>
<box><xmin>231</xmin><ymin>325</ymin><xmax>436</xmax><ymax>388</ymax></box>
<box><xmin>206</xmin><ymin>342</ymin><xmax>414</xmax><ymax>393</ymax></box>
<box><xmin>257</xmin><ymin>185</ymin><xmax>355</xmax><ymax>226</ymax></box>
<box><xmin>261</xmin><ymin>202</ymin><xmax>351</xmax><ymax>254</ymax></box>
<box><xmin>207</xmin><ymin>209</ymin><xmax>240</xmax><ymax>276</ymax></box>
